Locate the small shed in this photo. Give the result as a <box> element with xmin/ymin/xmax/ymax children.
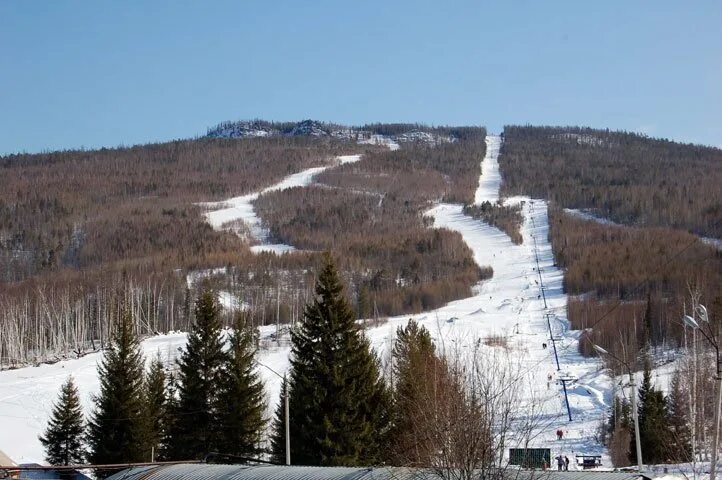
<box><xmin>509</xmin><ymin>448</ymin><xmax>551</xmax><ymax>469</ymax></box>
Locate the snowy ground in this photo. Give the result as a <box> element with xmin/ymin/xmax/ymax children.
<box><xmin>358</xmin><ymin>134</ymin><xmax>400</xmax><ymax>151</ymax></box>
<box><xmin>0</xmin><ymin>135</ymin><xmax>611</xmax><ymax>468</ymax></box>
<box><xmin>0</xmin><ymin>333</ymin><xmax>188</xmax><ymax>463</ymax></box>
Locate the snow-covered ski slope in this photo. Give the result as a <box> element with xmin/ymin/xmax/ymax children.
<box><xmin>0</xmin><ymin>135</ymin><xmax>610</xmax><ymax>466</ymax></box>
<box><xmin>200</xmin><ymin>154</ymin><xmax>362</xmax><ymax>254</ymax></box>
<box><xmin>475</xmin><ymin>135</ymin><xmax>503</xmax><ymax>204</ymax></box>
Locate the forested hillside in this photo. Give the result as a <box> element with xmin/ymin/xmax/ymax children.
<box><xmin>500</xmin><ymin>126</ymin><xmax>722</xmax><ymax>238</ymax></box>
<box><xmin>0</xmin><ymin>137</ymin><xmax>357</xmax><ymax>282</ymax></box>
<box><xmin>0</xmin><ymin>123</ymin><xmax>484</xmax><ymax>366</ymax></box>
<box><xmin>254</xmin><ymin>128</ymin><xmax>489</xmax><ymax>315</ymax></box>
<box><xmin>550</xmin><ymin>208</ymin><xmax>722</xmax><ymax>360</ymax></box>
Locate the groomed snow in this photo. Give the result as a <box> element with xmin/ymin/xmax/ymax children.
<box><xmin>0</xmin><ymin>135</ymin><xmax>611</xmax><ymax>467</ymax></box>
<box><xmin>474</xmin><ymin>135</ymin><xmax>503</xmax><ymax>205</ymax></box>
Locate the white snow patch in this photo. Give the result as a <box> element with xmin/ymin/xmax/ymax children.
<box><xmin>563</xmin><ymin>208</ymin><xmax>621</xmax><ymax>227</ymax></box>
<box><xmin>358</xmin><ymin>134</ymin><xmax>400</xmax><ymax>151</ymax></box>
<box><xmin>186</xmin><ymin>267</ymin><xmax>228</xmax><ymax>288</ymax></box>
<box><xmin>217</xmin><ymin>291</ymin><xmax>249</xmax><ymax>311</ymax></box>
<box><xmin>249</xmin><ymin>244</ymin><xmax>298</xmax><ymax>255</ymax></box>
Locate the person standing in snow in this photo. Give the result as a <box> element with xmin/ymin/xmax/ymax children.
<box><xmin>556</xmin><ymin>455</ymin><xmax>564</xmax><ymax>471</ymax></box>
<box><xmin>564</xmin><ymin>456</ymin><xmax>570</xmax><ymax>471</ymax></box>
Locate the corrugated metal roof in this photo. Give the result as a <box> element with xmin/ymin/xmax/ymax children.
<box><xmin>106</xmin><ymin>465</ymin><xmax>651</xmax><ymax>480</ymax></box>
<box><xmin>511</xmin><ymin>472</ymin><xmax>650</xmax><ymax>480</ymax></box>
<box><xmin>106</xmin><ymin>464</ymin><xmax>380</xmax><ymax>480</ymax></box>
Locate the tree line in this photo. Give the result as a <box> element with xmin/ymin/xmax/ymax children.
<box><xmin>548</xmin><ymin>208</ymin><xmax>721</xmax><ymax>362</ymax></box>
<box><xmin>500</xmin><ymin>125</ymin><xmax>722</xmax><ymax>238</ymax></box>
<box><xmin>462</xmin><ymin>201</ymin><xmax>524</xmax><ymax>245</ymax></box>
<box><xmin>40</xmin><ymin>256</ymin><xmax>532</xmax><ymax>479</ymax></box>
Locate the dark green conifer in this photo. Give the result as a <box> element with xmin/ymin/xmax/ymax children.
<box><xmin>387</xmin><ymin>320</ymin><xmax>442</xmax><ymax>465</ymax></box>
<box><xmin>631</xmin><ymin>358</ymin><xmax>670</xmax><ymax>464</ymax></box>
<box><xmin>165</xmin><ymin>289</ymin><xmax>226</xmax><ymax>460</ymax></box>
<box><xmin>142</xmin><ymin>355</ymin><xmax>167</xmax><ymax>460</ymax></box>
<box><xmin>270</xmin><ymin>377</ymin><xmax>289</xmax><ymax>464</ymax></box>
<box><xmin>284</xmin><ymin>253</ymin><xmax>390</xmax><ymax>466</ymax></box>
<box><xmin>665</xmin><ymin>369</ymin><xmax>692</xmax><ymax>462</ymax></box>
<box><xmin>216</xmin><ymin>312</ymin><xmax>266</xmax><ymax>456</ymax></box>
<box><xmin>159</xmin><ymin>371</ymin><xmax>180</xmax><ymax>461</ymax></box>
<box><xmin>88</xmin><ymin>308</ymin><xmax>146</xmax><ymax>467</ymax></box>
<box><xmin>39</xmin><ymin>376</ymin><xmax>86</xmax><ymax>466</ymax></box>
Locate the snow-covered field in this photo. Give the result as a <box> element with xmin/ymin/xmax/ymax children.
<box><xmin>0</xmin><ymin>135</ymin><xmax>612</xmax><ymax>467</ymax></box>
<box><xmin>0</xmin><ymin>333</ymin><xmax>188</xmax><ymax>463</ymax></box>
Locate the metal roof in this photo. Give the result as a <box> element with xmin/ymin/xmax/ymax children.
<box><xmin>107</xmin><ymin>464</ymin><xmax>652</xmax><ymax>480</ymax></box>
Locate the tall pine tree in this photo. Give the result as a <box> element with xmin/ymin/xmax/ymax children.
<box><xmin>165</xmin><ymin>289</ymin><xmax>226</xmax><ymax>460</ymax></box>
<box><xmin>278</xmin><ymin>253</ymin><xmax>390</xmax><ymax>466</ymax></box>
<box><xmin>39</xmin><ymin>376</ymin><xmax>86</xmax><ymax>466</ymax></box>
<box><xmin>269</xmin><ymin>377</ymin><xmax>289</xmax><ymax>464</ymax></box>
<box><xmin>215</xmin><ymin>312</ymin><xmax>266</xmax><ymax>456</ymax></box>
<box><xmin>142</xmin><ymin>355</ymin><xmax>167</xmax><ymax>460</ymax></box>
<box><xmin>387</xmin><ymin>320</ymin><xmax>444</xmax><ymax>466</ymax></box>
<box><xmin>88</xmin><ymin>308</ymin><xmax>146</xmax><ymax>466</ymax></box>
<box><xmin>666</xmin><ymin>368</ymin><xmax>692</xmax><ymax>462</ymax></box>
<box><xmin>631</xmin><ymin>358</ymin><xmax>671</xmax><ymax>465</ymax></box>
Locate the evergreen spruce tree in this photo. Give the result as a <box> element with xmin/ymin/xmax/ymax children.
<box><xmin>159</xmin><ymin>371</ymin><xmax>180</xmax><ymax>461</ymax></box>
<box><xmin>666</xmin><ymin>369</ymin><xmax>692</xmax><ymax>462</ymax></box>
<box><xmin>387</xmin><ymin>320</ymin><xmax>443</xmax><ymax>466</ymax></box>
<box><xmin>165</xmin><ymin>289</ymin><xmax>226</xmax><ymax>460</ymax></box>
<box><xmin>216</xmin><ymin>312</ymin><xmax>266</xmax><ymax>456</ymax></box>
<box><xmin>357</xmin><ymin>286</ymin><xmax>371</xmax><ymax>321</ymax></box>
<box><xmin>639</xmin><ymin>293</ymin><xmax>653</xmax><ymax>351</ymax></box>
<box><xmin>270</xmin><ymin>377</ymin><xmax>289</xmax><ymax>464</ymax></box>
<box><xmin>142</xmin><ymin>355</ymin><xmax>167</xmax><ymax>460</ymax></box>
<box><xmin>39</xmin><ymin>376</ymin><xmax>86</xmax><ymax>466</ymax></box>
<box><xmin>284</xmin><ymin>253</ymin><xmax>390</xmax><ymax>466</ymax></box>
<box><xmin>631</xmin><ymin>358</ymin><xmax>671</xmax><ymax>465</ymax></box>
<box><xmin>88</xmin><ymin>308</ymin><xmax>146</xmax><ymax>467</ymax></box>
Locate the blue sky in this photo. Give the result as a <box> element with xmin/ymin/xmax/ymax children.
<box><xmin>1</xmin><ymin>1</ymin><xmax>721</xmax><ymax>154</ymax></box>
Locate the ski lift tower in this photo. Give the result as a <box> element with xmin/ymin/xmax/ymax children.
<box><xmin>557</xmin><ymin>372</ymin><xmax>576</xmax><ymax>421</ymax></box>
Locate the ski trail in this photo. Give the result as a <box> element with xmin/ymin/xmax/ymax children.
<box><xmin>474</xmin><ymin>135</ymin><xmax>502</xmax><ymax>205</ymax></box>
<box><xmin>199</xmin><ymin>154</ymin><xmax>362</xmax><ymax>254</ymax></box>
